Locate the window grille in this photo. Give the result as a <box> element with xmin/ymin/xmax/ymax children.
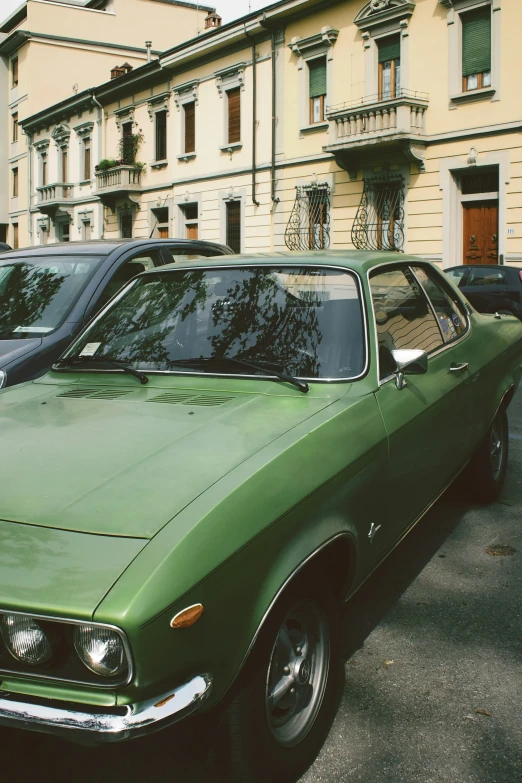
<box><xmin>351</xmin><ymin>175</ymin><xmax>405</xmax><ymax>252</ymax></box>
<box><xmin>226</xmin><ymin>201</ymin><xmax>241</xmax><ymax>253</ymax></box>
<box><xmin>285</xmin><ymin>183</ymin><xmax>331</xmax><ymax>251</ymax></box>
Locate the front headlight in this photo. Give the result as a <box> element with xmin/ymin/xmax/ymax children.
<box><xmin>1</xmin><ymin>614</ymin><xmax>52</xmax><ymax>665</ymax></box>
<box><xmin>74</xmin><ymin>625</ymin><xmax>126</xmax><ymax>677</ymax></box>
<box><xmin>0</xmin><ymin>370</ymin><xmax>6</xmax><ymax>389</ymax></box>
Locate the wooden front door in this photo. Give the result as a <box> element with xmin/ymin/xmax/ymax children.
<box><xmin>463</xmin><ymin>201</ymin><xmax>499</xmax><ymax>265</ymax></box>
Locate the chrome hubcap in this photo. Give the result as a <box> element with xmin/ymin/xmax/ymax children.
<box><xmin>265</xmin><ymin>599</ymin><xmax>329</xmax><ymax>748</ymax></box>
<box><xmin>490</xmin><ymin>414</ymin><xmax>504</xmax><ymax>481</ymax></box>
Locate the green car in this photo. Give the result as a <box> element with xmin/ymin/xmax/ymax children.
<box><xmin>0</xmin><ymin>252</ymin><xmax>521</xmax><ymax>782</ymax></box>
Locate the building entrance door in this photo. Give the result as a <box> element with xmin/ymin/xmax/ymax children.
<box><xmin>463</xmin><ymin>200</ymin><xmax>498</xmax><ymax>265</ymax></box>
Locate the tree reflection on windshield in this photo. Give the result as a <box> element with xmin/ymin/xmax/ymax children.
<box><xmin>0</xmin><ymin>257</ymin><xmax>104</xmax><ymax>337</ymax></box>
<box><xmin>67</xmin><ymin>266</ymin><xmax>365</xmax><ymax>380</ymax></box>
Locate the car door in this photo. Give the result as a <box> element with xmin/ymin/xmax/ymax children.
<box><xmin>370</xmin><ymin>263</ymin><xmax>472</xmax><ymax>540</ymax></box>
<box><xmin>83</xmin><ymin>248</ymin><xmax>165</xmax><ymax>324</ymax></box>
<box><xmin>463</xmin><ymin>267</ymin><xmax>511</xmax><ymax>315</ymax></box>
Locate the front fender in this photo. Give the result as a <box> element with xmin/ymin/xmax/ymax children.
<box><xmin>96</xmin><ymin>393</ymin><xmax>387</xmax><ymax>709</ymax></box>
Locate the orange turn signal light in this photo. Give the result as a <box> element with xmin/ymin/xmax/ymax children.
<box><xmin>170</xmin><ymin>603</ymin><xmax>204</xmax><ymax>629</ymax></box>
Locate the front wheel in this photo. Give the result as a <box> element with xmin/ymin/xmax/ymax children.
<box><xmin>467</xmin><ymin>407</ymin><xmax>509</xmax><ymax>503</ymax></box>
<box><xmin>218</xmin><ymin>581</ymin><xmax>342</xmax><ymax>783</ymax></box>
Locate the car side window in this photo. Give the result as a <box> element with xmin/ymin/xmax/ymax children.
<box><xmin>467</xmin><ymin>268</ymin><xmax>506</xmax><ymax>287</ymax></box>
<box><xmin>412</xmin><ymin>266</ymin><xmax>468</xmax><ymax>343</ymax></box>
<box><xmin>445</xmin><ymin>267</ymin><xmax>467</xmax><ymax>288</ymax></box>
<box><xmin>370</xmin><ymin>266</ymin><xmax>443</xmax><ymax>380</ymax></box>
<box><xmin>96</xmin><ymin>251</ymin><xmax>164</xmax><ymax>311</ymax></box>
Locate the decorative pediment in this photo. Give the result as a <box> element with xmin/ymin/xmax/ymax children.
<box><xmin>74</xmin><ymin>121</ymin><xmax>94</xmax><ymax>139</ymax></box>
<box><xmin>34</xmin><ymin>138</ymin><xmax>50</xmax><ymax>153</ymax></box>
<box><xmin>113</xmin><ymin>106</ymin><xmax>135</xmax><ymax>132</ymax></box>
<box><xmin>172</xmin><ymin>79</ymin><xmax>199</xmax><ymax>110</ymax></box>
<box><xmin>288</xmin><ymin>26</ymin><xmax>339</xmax><ymax>57</ymax></box>
<box><xmin>52</xmin><ymin>123</ymin><xmax>71</xmax><ymax>148</ymax></box>
<box><xmin>354</xmin><ymin>0</ymin><xmax>416</xmax><ymax>31</ymax></box>
<box><xmin>147</xmin><ymin>91</ymin><xmax>171</xmax><ymax>121</ymax></box>
<box><xmin>215</xmin><ymin>63</ymin><xmax>245</xmax><ymax>97</ymax></box>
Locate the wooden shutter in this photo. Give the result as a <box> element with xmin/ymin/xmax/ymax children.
<box><xmin>309</xmin><ymin>58</ymin><xmax>327</xmax><ymax>98</ymax></box>
<box><xmin>155</xmin><ymin>110</ymin><xmax>167</xmax><ymax>161</ymax></box>
<box><xmin>62</xmin><ymin>149</ymin><xmax>68</xmax><ymax>183</ymax></box>
<box><xmin>228</xmin><ymin>88</ymin><xmax>241</xmax><ymax>144</ymax></box>
<box><xmin>184</xmin><ymin>102</ymin><xmax>195</xmax><ymax>153</ymax></box>
<box><xmin>13</xmin><ymin>223</ymin><xmax>19</xmax><ymax>249</ymax></box>
<box><xmin>378</xmin><ymin>35</ymin><xmax>400</xmax><ymax>63</ymax></box>
<box><xmin>13</xmin><ymin>113</ymin><xmax>18</xmax><ymax>142</ymax></box>
<box><xmin>12</xmin><ymin>168</ymin><xmax>18</xmax><ymax>197</ymax></box>
<box><xmin>462</xmin><ymin>8</ymin><xmax>491</xmax><ymax>75</ymax></box>
<box><xmin>42</xmin><ymin>154</ymin><xmax>47</xmax><ymax>186</ymax></box>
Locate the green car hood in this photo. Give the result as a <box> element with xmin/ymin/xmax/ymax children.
<box><xmin>0</xmin><ymin>379</ymin><xmax>340</xmax><ymax>538</ymax></box>
<box><xmin>0</xmin><ymin>519</ymin><xmax>146</xmax><ymax>618</ymax></box>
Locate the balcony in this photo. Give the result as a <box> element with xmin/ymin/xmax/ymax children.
<box><xmin>36</xmin><ymin>183</ymin><xmax>74</xmax><ymax>216</ymax></box>
<box><xmin>324</xmin><ymin>90</ymin><xmax>429</xmax><ymax>173</ymax></box>
<box><xmin>95</xmin><ymin>165</ymin><xmax>143</xmax><ymax>211</ymax></box>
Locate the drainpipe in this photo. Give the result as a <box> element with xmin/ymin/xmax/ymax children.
<box><xmin>244</xmin><ymin>25</ymin><xmax>260</xmax><ymax>207</ymax></box>
<box><xmin>91</xmin><ymin>92</ymin><xmax>105</xmax><ymax>238</ymax></box>
<box><xmin>27</xmin><ymin>131</ymin><xmax>33</xmax><ymax>245</ymax></box>
<box><xmin>270</xmin><ymin>29</ymin><xmax>279</xmax><ymax>204</ymax></box>
<box><xmin>145</xmin><ymin>41</ymin><xmax>152</xmax><ymax>63</ymax></box>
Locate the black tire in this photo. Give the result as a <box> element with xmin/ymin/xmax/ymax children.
<box><xmin>218</xmin><ymin>577</ymin><xmax>342</xmax><ymax>783</ymax></box>
<box><xmin>467</xmin><ymin>407</ymin><xmax>509</xmax><ymax>504</ymax></box>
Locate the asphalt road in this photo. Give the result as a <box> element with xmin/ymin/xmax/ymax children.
<box><xmin>3</xmin><ymin>389</ymin><xmax>522</xmax><ymax>783</ymax></box>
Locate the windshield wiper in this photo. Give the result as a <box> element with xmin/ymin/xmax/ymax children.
<box><xmin>54</xmin><ymin>356</ymin><xmax>149</xmax><ymax>385</ymax></box>
<box><xmin>171</xmin><ymin>356</ymin><xmax>309</xmax><ymax>394</ymax></box>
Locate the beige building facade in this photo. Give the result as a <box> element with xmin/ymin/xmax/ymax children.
<box><xmin>0</xmin><ymin>0</ymin><xmax>214</xmax><ymax>247</ymax></box>
<box><xmin>22</xmin><ymin>0</ymin><xmax>522</xmax><ymax>268</ymax></box>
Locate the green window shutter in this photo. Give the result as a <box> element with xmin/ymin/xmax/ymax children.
<box><xmin>462</xmin><ymin>8</ymin><xmax>491</xmax><ymax>76</ymax></box>
<box><xmin>378</xmin><ymin>35</ymin><xmax>401</xmax><ymax>64</ymax></box>
<box><xmin>309</xmin><ymin>58</ymin><xmax>326</xmax><ymax>98</ymax></box>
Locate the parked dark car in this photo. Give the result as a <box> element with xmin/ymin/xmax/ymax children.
<box><xmin>0</xmin><ymin>238</ymin><xmax>232</xmax><ymax>388</ymax></box>
<box><xmin>445</xmin><ymin>264</ymin><xmax>522</xmax><ymax>320</ymax></box>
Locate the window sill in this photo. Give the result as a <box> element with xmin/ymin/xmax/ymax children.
<box><xmin>177</xmin><ymin>153</ymin><xmax>196</xmax><ymax>163</ymax></box>
<box><xmin>450</xmin><ymin>87</ymin><xmax>496</xmax><ymax>105</ymax></box>
<box><xmin>219</xmin><ymin>142</ymin><xmax>242</xmax><ymax>153</ymax></box>
<box><xmin>300</xmin><ymin>122</ymin><xmax>329</xmax><ymax>135</ymax></box>
<box><xmin>151</xmin><ymin>159</ymin><xmax>168</xmax><ymax>169</ymax></box>
<box><xmin>79</xmin><ymin>179</ymin><xmax>92</xmax><ymax>186</ymax></box>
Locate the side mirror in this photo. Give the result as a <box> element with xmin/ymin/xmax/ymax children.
<box><xmin>391</xmin><ymin>349</ymin><xmax>428</xmax><ymax>390</ymax></box>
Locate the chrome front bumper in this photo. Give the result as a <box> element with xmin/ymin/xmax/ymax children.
<box><xmin>0</xmin><ymin>674</ymin><xmax>212</xmax><ymax>742</ymax></box>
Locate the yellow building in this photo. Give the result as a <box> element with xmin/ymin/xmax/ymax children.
<box><xmin>0</xmin><ymin>0</ymin><xmax>215</xmax><ymax>247</ymax></box>
<box><xmin>22</xmin><ymin>0</ymin><xmax>522</xmax><ymax>268</ymax></box>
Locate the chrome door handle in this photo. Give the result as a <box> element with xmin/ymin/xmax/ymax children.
<box><xmin>450</xmin><ymin>362</ymin><xmax>469</xmax><ymax>372</ymax></box>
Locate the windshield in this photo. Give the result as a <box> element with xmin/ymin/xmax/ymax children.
<box><xmin>0</xmin><ymin>256</ymin><xmax>105</xmax><ymax>338</ymax></box>
<box><xmin>63</xmin><ymin>265</ymin><xmax>365</xmax><ymax>380</ymax></box>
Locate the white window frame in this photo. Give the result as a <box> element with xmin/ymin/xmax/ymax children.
<box><xmin>219</xmin><ymin>188</ymin><xmax>245</xmax><ymax>253</ymax></box>
<box><xmin>174</xmin><ymin>192</ymin><xmax>202</xmax><ymax>240</ymax></box>
<box><xmin>288</xmin><ymin>27</ymin><xmax>338</xmax><ymax>136</ymax></box>
<box><xmin>441</xmin><ymin>0</ymin><xmax>501</xmax><ymax>106</ymax></box>
<box><xmin>215</xmin><ymin>64</ymin><xmax>245</xmax><ymax>153</ymax></box>
<box><xmin>173</xmin><ymin>80</ymin><xmax>199</xmax><ymax>162</ymax></box>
